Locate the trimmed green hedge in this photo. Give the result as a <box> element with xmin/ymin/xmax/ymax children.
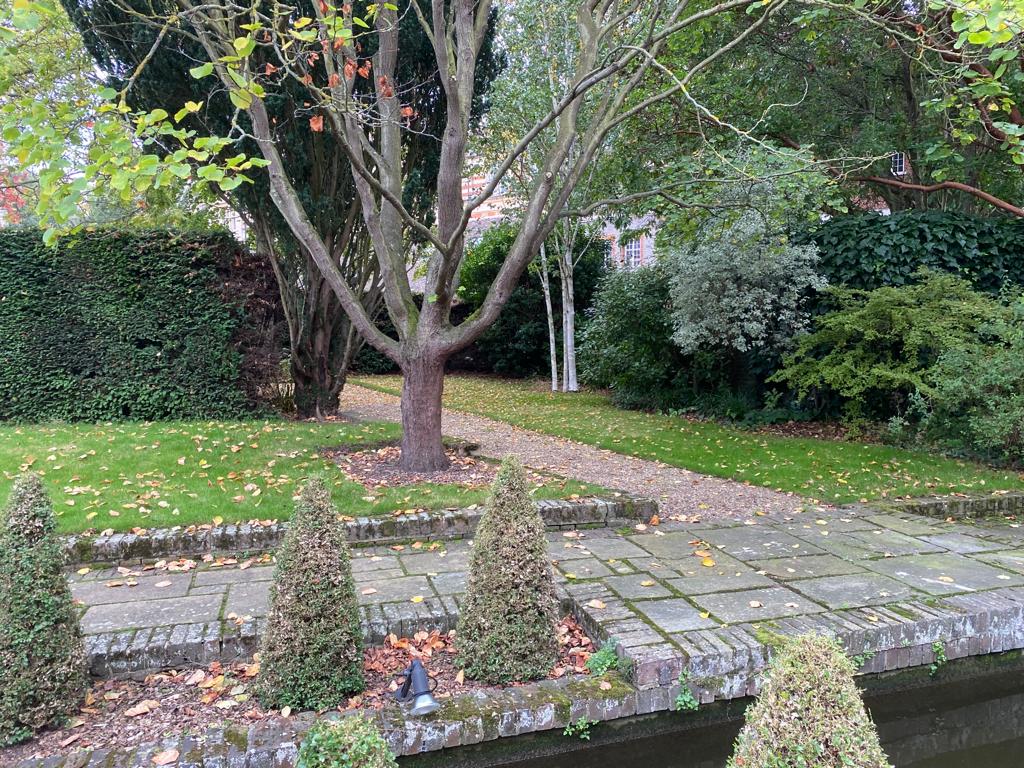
<box><xmin>805</xmin><ymin>211</ymin><xmax>1024</xmax><ymax>292</ymax></box>
<box><xmin>0</xmin><ymin>229</ymin><xmax>258</xmax><ymax>421</ymax></box>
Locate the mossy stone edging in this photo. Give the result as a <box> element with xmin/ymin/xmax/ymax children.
<box><xmin>850</xmin><ymin>491</ymin><xmax>1024</xmax><ymax>521</ymax></box>
<box><xmin>62</xmin><ymin>497</ymin><xmax>657</xmax><ymax>564</ymax></box>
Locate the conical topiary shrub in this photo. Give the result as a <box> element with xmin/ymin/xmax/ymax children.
<box><xmin>727</xmin><ymin>634</ymin><xmax>892</xmax><ymax>768</ymax></box>
<box><xmin>297</xmin><ymin>715</ymin><xmax>397</xmax><ymax>768</ymax></box>
<box><xmin>456</xmin><ymin>456</ymin><xmax>559</xmax><ymax>684</ymax></box>
<box><xmin>257</xmin><ymin>476</ymin><xmax>364</xmax><ymax>710</ymax></box>
<box><xmin>0</xmin><ymin>474</ymin><xmax>88</xmax><ymax>746</ymax></box>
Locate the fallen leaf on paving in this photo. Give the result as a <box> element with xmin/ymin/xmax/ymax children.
<box><xmin>693</xmin><ymin>549</ymin><xmax>711</xmax><ymax>558</ymax></box>
<box><xmin>938</xmin><ymin>576</ymin><xmax>955</xmax><ymax>583</ymax></box>
<box><xmin>411</xmin><ymin>595</ymin><xmax>424</xmax><ymax>603</ymax></box>
<box><xmin>748</xmin><ymin>601</ymin><xmax>763</xmax><ymax>608</ymax></box>
<box><xmin>152</xmin><ymin>749</ymin><xmax>179</xmax><ymax>766</ymax></box>
<box><xmin>155</xmin><ymin>580</ymin><xmax>172</xmax><ymax>588</ymax></box>
<box><xmin>701</xmin><ymin>558</ymin><xmax>715</xmax><ymax>567</ymax></box>
<box><xmin>640</xmin><ymin>580</ymin><xmax>656</xmax><ymax>587</ymax></box>
<box><xmin>76</xmin><ymin>567</ymin><xmax>91</xmax><ymax>576</ymax></box>
<box><xmin>361</xmin><ymin>587</ymin><xmax>378</xmax><ymax>595</ymax></box>
<box><xmin>586</xmin><ymin>599</ymin><xmax>606</xmax><ymax>610</ymax></box>
<box><xmin>699</xmin><ymin>612</ymin><xmax>711</xmax><ymax>619</ymax></box>
<box><xmin>634</xmin><ymin>523</ymin><xmax>647</xmax><ymax>531</ymax></box>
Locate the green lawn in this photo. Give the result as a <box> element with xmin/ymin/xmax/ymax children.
<box><xmin>354</xmin><ymin>374</ymin><xmax>1024</xmax><ymax>504</ymax></box>
<box><xmin>0</xmin><ymin>419</ymin><xmax>595</xmax><ymax>534</ymax></box>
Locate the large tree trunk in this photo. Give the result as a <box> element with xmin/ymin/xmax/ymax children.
<box><xmin>539</xmin><ymin>243</ymin><xmax>559</xmax><ymax>392</ymax></box>
<box><xmin>399</xmin><ymin>353</ymin><xmax>449</xmax><ymax>471</ymax></box>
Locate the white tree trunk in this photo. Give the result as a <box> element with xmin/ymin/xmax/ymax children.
<box><xmin>539</xmin><ymin>243</ymin><xmax>559</xmax><ymax>391</ymax></box>
<box><xmin>559</xmin><ymin>248</ymin><xmax>578</xmax><ymax>392</ymax></box>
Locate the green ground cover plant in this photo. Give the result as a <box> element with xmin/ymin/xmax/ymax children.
<box><xmin>296</xmin><ymin>717</ymin><xmax>397</xmax><ymax>768</ymax></box>
<box><xmin>0</xmin><ymin>420</ymin><xmax>597</xmax><ymax>534</ymax></box>
<box><xmin>354</xmin><ymin>375</ymin><xmax>1024</xmax><ymax>503</ymax></box>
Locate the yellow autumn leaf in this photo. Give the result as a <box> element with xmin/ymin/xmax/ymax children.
<box><xmin>701</xmin><ymin>558</ymin><xmax>716</xmax><ymax>567</ymax></box>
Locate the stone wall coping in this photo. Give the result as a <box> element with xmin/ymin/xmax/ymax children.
<box><xmin>63</xmin><ymin>496</ymin><xmax>657</xmax><ymax>564</ymax></box>
<box><xmin>848</xmin><ymin>490</ymin><xmax>1024</xmax><ymax>520</ymax></box>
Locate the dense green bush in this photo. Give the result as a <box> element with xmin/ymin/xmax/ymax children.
<box><xmin>667</xmin><ymin>203</ymin><xmax>825</xmax><ymax>356</ymax></box>
<box><xmin>773</xmin><ymin>271</ymin><xmax>1007</xmax><ymax>419</ymax></box>
<box><xmin>457</xmin><ymin>456</ymin><xmax>559</xmax><ymax>684</ymax></box>
<box><xmin>0</xmin><ymin>228</ymin><xmax>261</xmax><ymax>421</ymax></box>
<box><xmin>919</xmin><ymin>304</ymin><xmax>1024</xmax><ymax>464</ymax></box>
<box><xmin>257</xmin><ymin>476</ymin><xmax>364</xmax><ymax>710</ymax></box>
<box><xmin>296</xmin><ymin>717</ymin><xmax>397</xmax><ymax>768</ymax></box>
<box><xmin>727</xmin><ymin>634</ymin><xmax>891</xmax><ymax>768</ymax></box>
<box><xmin>578</xmin><ymin>265</ymin><xmax>688</xmax><ymax>410</ymax></box>
<box><xmin>455</xmin><ymin>224</ymin><xmax>605</xmax><ymax>377</ymax></box>
<box><xmin>805</xmin><ymin>211</ymin><xmax>1024</xmax><ymax>292</ymax></box>
<box><xmin>0</xmin><ymin>474</ymin><xmax>88</xmax><ymax>746</ymax></box>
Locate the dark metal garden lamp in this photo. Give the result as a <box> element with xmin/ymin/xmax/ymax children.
<box><xmin>394</xmin><ymin>658</ymin><xmax>440</xmax><ymax>716</ymax></box>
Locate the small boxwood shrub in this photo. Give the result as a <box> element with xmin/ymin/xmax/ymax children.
<box><xmin>457</xmin><ymin>456</ymin><xmax>559</xmax><ymax>684</ymax></box>
<box><xmin>297</xmin><ymin>716</ymin><xmax>397</xmax><ymax>768</ymax></box>
<box><xmin>257</xmin><ymin>476</ymin><xmax>364</xmax><ymax>709</ymax></box>
<box><xmin>727</xmin><ymin>634</ymin><xmax>891</xmax><ymax>768</ymax></box>
<box><xmin>0</xmin><ymin>474</ymin><xmax>88</xmax><ymax>746</ymax></box>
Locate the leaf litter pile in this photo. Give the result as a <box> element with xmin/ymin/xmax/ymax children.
<box><xmin>0</xmin><ymin>617</ymin><xmax>595</xmax><ymax>764</ymax></box>
<box><xmin>323</xmin><ymin>443</ymin><xmax>552</xmax><ymax>490</ymax></box>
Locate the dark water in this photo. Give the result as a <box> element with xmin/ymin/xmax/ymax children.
<box><xmin>483</xmin><ymin>672</ymin><xmax>1024</xmax><ymax>768</ymax></box>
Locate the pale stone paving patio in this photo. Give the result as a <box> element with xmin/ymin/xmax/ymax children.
<box><xmin>71</xmin><ymin>503</ymin><xmax>1024</xmax><ymax>693</ymax></box>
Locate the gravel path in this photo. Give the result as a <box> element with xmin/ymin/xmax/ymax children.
<box><xmin>341</xmin><ymin>385</ymin><xmax>808</xmax><ymax>519</ymax></box>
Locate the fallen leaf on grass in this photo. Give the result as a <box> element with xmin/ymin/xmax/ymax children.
<box><xmin>281</xmin><ymin>706</ymin><xmax>292</xmax><ymax>718</ymax></box>
<box><xmin>599</xmin><ymin>681</ymin><xmax>612</xmax><ymax>691</ymax></box>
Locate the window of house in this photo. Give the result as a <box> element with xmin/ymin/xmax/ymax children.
<box><xmin>890</xmin><ymin>152</ymin><xmax>907</xmax><ymax>177</ymax></box>
<box><xmin>623</xmin><ymin>238</ymin><xmax>643</xmax><ymax>268</ymax></box>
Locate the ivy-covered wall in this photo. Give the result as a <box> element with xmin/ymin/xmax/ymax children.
<box><xmin>0</xmin><ymin>229</ymin><xmax>272</xmax><ymax>421</ymax></box>
<box><xmin>805</xmin><ymin>211</ymin><xmax>1024</xmax><ymax>292</ymax></box>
